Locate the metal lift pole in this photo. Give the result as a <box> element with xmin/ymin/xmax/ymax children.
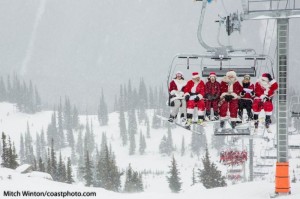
<box><xmin>275</xmin><ymin>18</ymin><xmax>290</xmax><ymax>194</ymax></box>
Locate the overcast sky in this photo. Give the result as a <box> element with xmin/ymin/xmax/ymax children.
<box><xmin>0</xmin><ymin>0</ymin><xmax>299</xmax><ymax>112</ymax></box>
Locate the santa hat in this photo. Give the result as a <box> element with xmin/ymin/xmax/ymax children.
<box><xmin>176</xmin><ymin>71</ymin><xmax>183</xmax><ymax>76</ymax></box>
<box><xmin>209</xmin><ymin>72</ymin><xmax>216</xmax><ymax>78</ymax></box>
<box><xmin>261</xmin><ymin>73</ymin><xmax>270</xmax><ymax>82</ymax></box>
<box><xmin>192</xmin><ymin>72</ymin><xmax>200</xmax><ymax>78</ymax></box>
<box><xmin>226</xmin><ymin>70</ymin><xmax>236</xmax><ymax>78</ymax></box>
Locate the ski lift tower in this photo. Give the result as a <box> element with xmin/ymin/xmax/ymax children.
<box><xmin>238</xmin><ymin>0</ymin><xmax>300</xmax><ymax>196</ymax></box>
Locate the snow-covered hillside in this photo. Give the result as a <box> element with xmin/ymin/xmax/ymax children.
<box><xmin>1</xmin><ymin>102</ymin><xmax>300</xmax><ymax>198</ymax></box>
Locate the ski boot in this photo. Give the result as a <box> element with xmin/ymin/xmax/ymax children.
<box><xmin>168</xmin><ymin>115</ymin><xmax>175</xmax><ymax>123</ymax></box>
<box><xmin>217</xmin><ymin>120</ymin><xmax>225</xmax><ymax>133</ymax></box>
<box><xmin>265</xmin><ymin>115</ymin><xmax>272</xmax><ymax>133</ymax></box>
<box><xmin>253</xmin><ymin>114</ymin><xmax>259</xmax><ymax>133</ymax></box>
<box><xmin>213</xmin><ymin>111</ymin><xmax>219</xmax><ymax>121</ymax></box>
<box><xmin>197</xmin><ymin>115</ymin><xmax>205</xmax><ymax>125</ymax></box>
<box><xmin>231</xmin><ymin>121</ymin><xmax>238</xmax><ymax>134</ymax></box>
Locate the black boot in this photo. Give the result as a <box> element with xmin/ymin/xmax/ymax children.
<box><xmin>206</xmin><ymin>111</ymin><xmax>211</xmax><ymax>121</ymax></box>
<box><xmin>220</xmin><ymin>120</ymin><xmax>225</xmax><ymax>128</ymax></box>
<box><xmin>231</xmin><ymin>121</ymin><xmax>237</xmax><ymax>129</ymax></box>
<box><xmin>254</xmin><ymin>114</ymin><xmax>259</xmax><ymax>129</ymax></box>
<box><xmin>214</xmin><ymin>111</ymin><xmax>219</xmax><ymax>120</ymax></box>
<box><xmin>168</xmin><ymin>115</ymin><xmax>175</xmax><ymax>122</ymax></box>
<box><xmin>247</xmin><ymin>112</ymin><xmax>253</xmax><ymax>121</ymax></box>
<box><xmin>265</xmin><ymin>115</ymin><xmax>272</xmax><ymax>129</ymax></box>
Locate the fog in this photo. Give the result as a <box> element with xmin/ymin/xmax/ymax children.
<box><xmin>0</xmin><ymin>0</ymin><xmax>299</xmax><ymax>112</ymax></box>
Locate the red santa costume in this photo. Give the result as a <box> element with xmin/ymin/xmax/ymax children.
<box><xmin>183</xmin><ymin>72</ymin><xmax>206</xmax><ymax>125</ymax></box>
<box><xmin>205</xmin><ymin>72</ymin><xmax>221</xmax><ymax>120</ymax></box>
<box><xmin>252</xmin><ymin>73</ymin><xmax>278</xmax><ymax>129</ymax></box>
<box><xmin>168</xmin><ymin>71</ymin><xmax>187</xmax><ymax>121</ymax></box>
<box><xmin>219</xmin><ymin>71</ymin><xmax>243</xmax><ymax>129</ymax></box>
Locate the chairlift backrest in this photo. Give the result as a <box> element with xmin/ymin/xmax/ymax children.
<box><xmin>202</xmin><ymin>67</ymin><xmax>256</xmax><ymax>77</ymax></box>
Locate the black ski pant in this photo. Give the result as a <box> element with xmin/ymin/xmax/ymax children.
<box><xmin>238</xmin><ymin>99</ymin><xmax>253</xmax><ymax>119</ymax></box>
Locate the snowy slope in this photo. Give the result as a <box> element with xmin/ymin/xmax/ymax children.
<box><xmin>1</xmin><ymin>102</ymin><xmax>300</xmax><ymax>198</ymax></box>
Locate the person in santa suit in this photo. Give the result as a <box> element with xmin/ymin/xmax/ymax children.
<box><xmin>252</xmin><ymin>73</ymin><xmax>278</xmax><ymax>131</ymax></box>
<box><xmin>184</xmin><ymin>72</ymin><xmax>206</xmax><ymax>126</ymax></box>
<box><xmin>238</xmin><ymin>74</ymin><xmax>255</xmax><ymax>122</ymax></box>
<box><xmin>168</xmin><ymin>71</ymin><xmax>187</xmax><ymax>123</ymax></box>
<box><xmin>205</xmin><ymin>72</ymin><xmax>221</xmax><ymax>120</ymax></box>
<box><xmin>219</xmin><ymin>71</ymin><xmax>243</xmax><ymax>132</ymax></box>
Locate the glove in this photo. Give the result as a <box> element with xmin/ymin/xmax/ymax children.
<box><xmin>224</xmin><ymin>95</ymin><xmax>234</xmax><ymax>102</ymax></box>
<box><xmin>206</xmin><ymin>94</ymin><xmax>213</xmax><ymax>100</ymax></box>
<box><xmin>250</xmin><ymin>91</ymin><xmax>254</xmax><ymax>96</ymax></box>
<box><xmin>266</xmin><ymin>73</ymin><xmax>273</xmax><ymax>82</ymax></box>
<box><xmin>212</xmin><ymin>94</ymin><xmax>218</xmax><ymax>100</ymax></box>
<box><xmin>241</xmin><ymin>90</ymin><xmax>246</xmax><ymax>96</ymax></box>
<box><xmin>263</xmin><ymin>96</ymin><xmax>270</xmax><ymax>102</ymax></box>
<box><xmin>170</xmin><ymin>95</ymin><xmax>176</xmax><ymax>98</ymax></box>
<box><xmin>185</xmin><ymin>95</ymin><xmax>190</xmax><ymax>101</ymax></box>
<box><xmin>194</xmin><ymin>96</ymin><xmax>200</xmax><ymax>102</ymax></box>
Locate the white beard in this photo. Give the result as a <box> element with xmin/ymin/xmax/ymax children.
<box><xmin>260</xmin><ymin>80</ymin><xmax>269</xmax><ymax>89</ymax></box>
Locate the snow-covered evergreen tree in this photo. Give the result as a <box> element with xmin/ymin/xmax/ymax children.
<box><xmin>98</xmin><ymin>89</ymin><xmax>109</xmax><ymax>126</ymax></box>
<box><xmin>66</xmin><ymin>157</ymin><xmax>74</xmax><ymax>184</ymax></box>
<box><xmin>83</xmin><ymin>150</ymin><xmax>93</xmax><ymax>187</ymax></box>
<box><xmin>139</xmin><ymin>131</ymin><xmax>146</xmax><ymax>155</ymax></box>
<box><xmin>166</xmin><ymin>156</ymin><xmax>182</xmax><ymax>193</ymax></box>
<box><xmin>198</xmin><ymin>148</ymin><xmax>226</xmax><ymax>189</ymax></box>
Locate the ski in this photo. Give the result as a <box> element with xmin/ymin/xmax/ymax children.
<box><xmin>156</xmin><ymin>115</ymin><xmax>204</xmax><ymax>135</ymax></box>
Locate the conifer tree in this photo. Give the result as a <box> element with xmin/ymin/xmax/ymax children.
<box><xmin>36</xmin><ymin>133</ymin><xmax>41</xmax><ymax>160</ymax></box>
<box><xmin>119</xmin><ymin>85</ymin><xmax>127</xmax><ymax>146</ymax></box>
<box><xmin>98</xmin><ymin>89</ymin><xmax>109</xmax><ymax>126</ymax></box>
<box><xmin>1</xmin><ymin>132</ymin><xmax>9</xmax><ymax>168</ymax></box>
<box><xmin>166</xmin><ymin>125</ymin><xmax>173</xmax><ymax>155</ymax></box>
<box><xmin>58</xmin><ymin>98</ymin><xmax>65</xmax><ymax>148</ymax></box>
<box><xmin>166</xmin><ymin>156</ymin><xmax>182</xmax><ymax>193</ymax></box>
<box><xmin>191</xmin><ymin>168</ymin><xmax>197</xmax><ymax>186</ymax></box>
<box><xmin>139</xmin><ymin>131</ymin><xmax>146</xmax><ymax>155</ymax></box>
<box><xmin>58</xmin><ymin>152</ymin><xmax>66</xmax><ymax>182</ymax></box>
<box><xmin>124</xmin><ymin>164</ymin><xmax>143</xmax><ymax>193</ymax></box>
<box><xmin>38</xmin><ymin>157</ymin><xmax>45</xmax><ymax>172</ymax></box>
<box><xmin>50</xmin><ymin>139</ymin><xmax>57</xmax><ymax>180</ymax></box>
<box><xmin>159</xmin><ymin>135</ymin><xmax>168</xmax><ymax>155</ymax></box>
<box><xmin>72</xmin><ymin>105</ymin><xmax>79</xmax><ymax>129</ymax></box>
<box><xmin>0</xmin><ymin>76</ymin><xmax>6</xmax><ymax>101</ymax></box>
<box><xmin>198</xmin><ymin>148</ymin><xmax>227</xmax><ymax>189</ymax></box>
<box><xmin>83</xmin><ymin>150</ymin><xmax>93</xmax><ymax>186</ymax></box>
<box><xmin>145</xmin><ymin>115</ymin><xmax>151</xmax><ymax>138</ymax></box>
<box><xmin>19</xmin><ymin>134</ymin><xmax>25</xmax><ymax>164</ymax></box>
<box><xmin>66</xmin><ymin>157</ymin><xmax>74</xmax><ymax>184</ymax></box>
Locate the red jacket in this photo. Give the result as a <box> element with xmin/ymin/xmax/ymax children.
<box><xmin>184</xmin><ymin>80</ymin><xmax>205</xmax><ymax>100</ymax></box>
<box><xmin>169</xmin><ymin>79</ymin><xmax>186</xmax><ymax>94</ymax></box>
<box><xmin>254</xmin><ymin>79</ymin><xmax>278</xmax><ymax>100</ymax></box>
<box><xmin>205</xmin><ymin>81</ymin><xmax>221</xmax><ymax>98</ymax></box>
<box><xmin>240</xmin><ymin>83</ymin><xmax>255</xmax><ymax>100</ymax></box>
<box><xmin>220</xmin><ymin>78</ymin><xmax>243</xmax><ymax>99</ymax></box>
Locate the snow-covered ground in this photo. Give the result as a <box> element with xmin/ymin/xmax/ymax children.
<box><xmin>1</xmin><ymin>102</ymin><xmax>300</xmax><ymax>198</ymax></box>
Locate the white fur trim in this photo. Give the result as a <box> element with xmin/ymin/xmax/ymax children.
<box><xmin>260</xmin><ymin>95</ymin><xmax>266</xmax><ymax>100</ymax></box>
<box><xmin>192</xmin><ymin>74</ymin><xmax>200</xmax><ymax>78</ymax></box>
<box><xmin>230</xmin><ymin>117</ymin><xmax>239</xmax><ymax>121</ymax></box>
<box><xmin>198</xmin><ymin>111</ymin><xmax>205</xmax><ymax>116</ymax></box>
<box><xmin>187</xmin><ymin>108</ymin><xmax>194</xmax><ymax>114</ymax></box>
<box><xmin>197</xmin><ymin>94</ymin><xmax>203</xmax><ymax>100</ymax></box>
<box><xmin>170</xmin><ymin>90</ymin><xmax>177</xmax><ymax>95</ymax></box>
<box><xmin>231</xmin><ymin>93</ymin><xmax>239</xmax><ymax>99</ymax></box>
<box><xmin>184</xmin><ymin>93</ymin><xmax>190</xmax><ymax>97</ymax></box>
<box><xmin>253</xmin><ymin>111</ymin><xmax>260</xmax><ymax>114</ymax></box>
<box><xmin>265</xmin><ymin>112</ymin><xmax>272</xmax><ymax>116</ymax></box>
<box><xmin>220</xmin><ymin>92</ymin><xmax>229</xmax><ymax>98</ymax></box>
<box><xmin>174</xmin><ymin>79</ymin><xmax>186</xmax><ymax>91</ymax></box>
<box><xmin>269</xmin><ymin>79</ymin><xmax>276</xmax><ymax>85</ymax></box>
<box><xmin>220</xmin><ymin>116</ymin><xmax>228</xmax><ymax>120</ymax></box>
